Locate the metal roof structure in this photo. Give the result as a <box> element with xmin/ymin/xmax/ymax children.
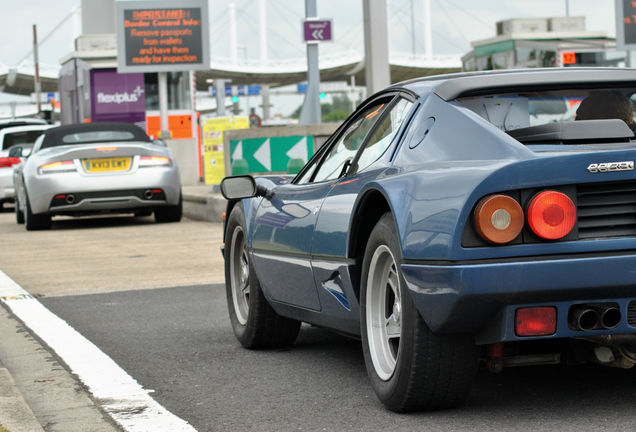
<box><xmin>0</xmin><ymin>53</ymin><xmax>461</xmax><ymax>96</ymax></box>
<box><xmin>0</xmin><ymin>63</ymin><xmax>59</xmax><ymax>96</ymax></box>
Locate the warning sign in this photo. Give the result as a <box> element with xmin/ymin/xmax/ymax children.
<box><xmin>116</xmin><ymin>0</ymin><xmax>209</xmax><ymax>73</ymax></box>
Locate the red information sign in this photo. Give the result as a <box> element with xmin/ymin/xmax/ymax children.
<box><xmin>116</xmin><ymin>0</ymin><xmax>209</xmax><ymax>73</ymax></box>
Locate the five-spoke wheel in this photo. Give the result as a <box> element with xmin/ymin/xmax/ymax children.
<box><xmin>361</xmin><ymin>213</ymin><xmax>479</xmax><ymax>412</ymax></box>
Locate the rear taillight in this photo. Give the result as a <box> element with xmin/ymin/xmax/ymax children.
<box><xmin>139</xmin><ymin>156</ymin><xmax>171</xmax><ymax>167</ymax></box>
<box><xmin>0</xmin><ymin>157</ymin><xmax>22</xmax><ymax>168</ymax></box>
<box><xmin>474</xmin><ymin>194</ymin><xmax>524</xmax><ymax>244</ymax></box>
<box><xmin>515</xmin><ymin>307</ymin><xmax>557</xmax><ymax>336</ymax></box>
<box><xmin>39</xmin><ymin>160</ymin><xmax>77</xmax><ymax>174</ymax></box>
<box><xmin>527</xmin><ymin>191</ymin><xmax>576</xmax><ymax>240</ymax></box>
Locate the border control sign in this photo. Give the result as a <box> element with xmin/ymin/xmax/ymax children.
<box><xmin>116</xmin><ymin>0</ymin><xmax>209</xmax><ymax>72</ymax></box>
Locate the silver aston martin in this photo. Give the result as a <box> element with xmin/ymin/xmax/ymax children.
<box><xmin>13</xmin><ymin>122</ymin><xmax>182</xmax><ymax>230</ymax></box>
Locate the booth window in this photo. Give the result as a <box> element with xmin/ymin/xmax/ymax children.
<box><xmin>144</xmin><ymin>72</ymin><xmax>191</xmax><ymax>110</ymax></box>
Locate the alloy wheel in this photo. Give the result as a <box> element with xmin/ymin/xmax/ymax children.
<box><xmin>366</xmin><ymin>244</ymin><xmax>402</xmax><ymax>381</ymax></box>
<box><xmin>230</xmin><ymin>226</ymin><xmax>250</xmax><ymax>325</ymax></box>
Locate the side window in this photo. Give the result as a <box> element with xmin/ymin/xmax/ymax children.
<box><xmin>294</xmin><ymin>144</ymin><xmax>325</xmax><ymax>184</ymax></box>
<box><xmin>353</xmin><ymin>98</ymin><xmax>414</xmax><ymax>174</ymax></box>
<box><xmin>311</xmin><ymin>100</ymin><xmax>390</xmax><ymax>183</ymax></box>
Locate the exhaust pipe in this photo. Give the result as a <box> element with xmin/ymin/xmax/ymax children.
<box><xmin>569</xmin><ymin>307</ymin><xmax>599</xmax><ymax>331</ymax></box>
<box><xmin>599</xmin><ymin>306</ymin><xmax>621</xmax><ymax>329</ymax></box>
<box><xmin>144</xmin><ymin>189</ymin><xmax>153</xmax><ymax>200</ymax></box>
<box><xmin>65</xmin><ymin>194</ymin><xmax>75</xmax><ymax>204</ymax></box>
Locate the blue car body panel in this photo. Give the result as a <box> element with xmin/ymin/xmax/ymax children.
<box><xmin>226</xmin><ymin>69</ymin><xmax>636</xmax><ymax>344</ymax></box>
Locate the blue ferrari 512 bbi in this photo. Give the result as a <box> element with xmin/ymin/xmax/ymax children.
<box><xmin>221</xmin><ymin>68</ymin><xmax>636</xmax><ymax>412</ymax></box>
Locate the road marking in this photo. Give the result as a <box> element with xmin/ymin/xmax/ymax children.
<box><xmin>0</xmin><ymin>270</ymin><xmax>197</xmax><ymax>432</ymax></box>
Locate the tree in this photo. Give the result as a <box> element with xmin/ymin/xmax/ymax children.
<box><xmin>290</xmin><ymin>93</ymin><xmax>354</xmax><ymax>122</ymax></box>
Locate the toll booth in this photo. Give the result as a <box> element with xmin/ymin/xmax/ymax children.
<box><xmin>462</xmin><ymin>17</ymin><xmax>626</xmax><ymax>71</ymax></box>
<box><xmin>58</xmin><ymin>34</ymin><xmax>200</xmax><ymax>185</ymax></box>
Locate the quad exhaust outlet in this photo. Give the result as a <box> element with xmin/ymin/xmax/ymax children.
<box><xmin>569</xmin><ymin>304</ymin><xmax>621</xmax><ymax>331</ymax></box>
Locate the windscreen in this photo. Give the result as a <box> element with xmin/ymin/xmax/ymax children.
<box><xmin>61</xmin><ymin>130</ymin><xmax>136</xmax><ymax>144</ymax></box>
<box><xmin>2</xmin><ymin>130</ymin><xmax>46</xmax><ymax>150</ymax></box>
<box><xmin>457</xmin><ymin>87</ymin><xmax>636</xmax><ymax>132</ymax></box>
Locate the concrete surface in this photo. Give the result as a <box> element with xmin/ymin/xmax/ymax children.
<box><xmin>0</xmin><ymin>213</ymin><xmax>224</xmax><ymax>298</ymax></box>
<box><xmin>0</xmin><ymin>306</ymin><xmax>119</xmax><ymax>432</ymax></box>
<box><xmin>0</xmin><ymin>359</ymin><xmax>44</xmax><ymax>432</ymax></box>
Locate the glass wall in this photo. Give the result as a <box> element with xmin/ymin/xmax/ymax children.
<box><xmin>144</xmin><ymin>72</ymin><xmax>191</xmax><ymax>110</ymax></box>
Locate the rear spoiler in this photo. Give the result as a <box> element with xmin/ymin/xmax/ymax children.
<box><xmin>507</xmin><ymin>119</ymin><xmax>635</xmax><ymax>144</ymax></box>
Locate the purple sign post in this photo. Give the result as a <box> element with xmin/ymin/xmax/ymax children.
<box><xmin>303</xmin><ymin>19</ymin><xmax>333</xmax><ymax>43</ymax></box>
<box><xmin>90</xmin><ymin>68</ymin><xmax>146</xmax><ymax>125</ymax></box>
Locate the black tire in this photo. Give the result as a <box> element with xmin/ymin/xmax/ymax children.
<box><xmin>360</xmin><ymin>213</ymin><xmax>478</xmax><ymax>412</ymax></box>
<box><xmin>15</xmin><ymin>195</ymin><xmax>24</xmax><ymax>224</ymax></box>
<box><xmin>225</xmin><ymin>202</ymin><xmax>301</xmax><ymax>349</ymax></box>
<box><xmin>24</xmin><ymin>191</ymin><xmax>51</xmax><ymax>231</ymax></box>
<box><xmin>154</xmin><ymin>193</ymin><xmax>182</xmax><ymax>223</ymax></box>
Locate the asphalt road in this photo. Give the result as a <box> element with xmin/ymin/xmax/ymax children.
<box><xmin>41</xmin><ymin>284</ymin><xmax>636</xmax><ymax>432</ymax></box>
<box><xmin>2</xmin><ymin>210</ymin><xmax>636</xmax><ymax>431</ymax></box>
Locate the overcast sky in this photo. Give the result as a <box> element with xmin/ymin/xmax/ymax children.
<box><xmin>0</xmin><ymin>0</ymin><xmax>618</xmax><ymax>67</ymax></box>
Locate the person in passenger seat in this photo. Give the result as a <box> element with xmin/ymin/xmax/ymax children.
<box><xmin>575</xmin><ymin>90</ymin><xmax>634</xmax><ymax>124</ymax></box>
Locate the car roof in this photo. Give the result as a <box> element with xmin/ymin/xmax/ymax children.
<box><xmin>41</xmin><ymin>122</ymin><xmax>151</xmax><ymax>149</ymax></box>
<box><xmin>0</xmin><ymin>125</ymin><xmax>52</xmax><ymax>136</ymax></box>
<box><xmin>395</xmin><ymin>67</ymin><xmax>636</xmax><ymax>101</ymax></box>
<box><xmin>0</xmin><ymin>118</ymin><xmax>48</xmax><ymax>131</ymax></box>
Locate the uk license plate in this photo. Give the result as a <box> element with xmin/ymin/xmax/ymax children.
<box><xmin>83</xmin><ymin>157</ymin><xmax>131</xmax><ymax>172</ymax></box>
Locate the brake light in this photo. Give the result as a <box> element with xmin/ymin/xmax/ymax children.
<box><xmin>39</xmin><ymin>160</ymin><xmax>76</xmax><ymax>174</ymax></box>
<box><xmin>515</xmin><ymin>307</ymin><xmax>557</xmax><ymax>336</ymax></box>
<box><xmin>527</xmin><ymin>191</ymin><xmax>576</xmax><ymax>240</ymax></box>
<box><xmin>0</xmin><ymin>157</ymin><xmax>22</xmax><ymax>168</ymax></box>
<box><xmin>139</xmin><ymin>156</ymin><xmax>171</xmax><ymax>167</ymax></box>
<box><xmin>474</xmin><ymin>194</ymin><xmax>524</xmax><ymax>244</ymax></box>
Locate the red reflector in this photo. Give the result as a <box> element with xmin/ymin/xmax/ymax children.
<box><xmin>515</xmin><ymin>307</ymin><xmax>557</xmax><ymax>336</ymax></box>
<box><xmin>151</xmin><ymin>189</ymin><xmax>162</xmax><ymax>193</ymax></box>
<box><xmin>55</xmin><ymin>194</ymin><xmax>66</xmax><ymax>199</ymax></box>
<box><xmin>0</xmin><ymin>157</ymin><xmax>21</xmax><ymax>168</ymax></box>
<box><xmin>527</xmin><ymin>191</ymin><xmax>576</xmax><ymax>240</ymax></box>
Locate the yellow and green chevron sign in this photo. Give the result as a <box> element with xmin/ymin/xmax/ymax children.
<box><xmin>229</xmin><ymin>135</ymin><xmax>314</xmax><ymax>175</ymax></box>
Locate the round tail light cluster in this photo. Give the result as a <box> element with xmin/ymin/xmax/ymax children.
<box><xmin>474</xmin><ymin>190</ymin><xmax>576</xmax><ymax>244</ymax></box>
<box><xmin>474</xmin><ymin>195</ymin><xmax>524</xmax><ymax>244</ymax></box>
<box><xmin>527</xmin><ymin>191</ymin><xmax>576</xmax><ymax>240</ymax></box>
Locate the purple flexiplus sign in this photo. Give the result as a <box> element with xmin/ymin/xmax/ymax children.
<box><xmin>90</xmin><ymin>68</ymin><xmax>146</xmax><ymax>124</ymax></box>
<box><xmin>303</xmin><ymin>19</ymin><xmax>333</xmax><ymax>42</ymax></box>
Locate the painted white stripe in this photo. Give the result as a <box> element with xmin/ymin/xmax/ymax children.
<box><xmin>0</xmin><ymin>270</ymin><xmax>196</xmax><ymax>432</ymax></box>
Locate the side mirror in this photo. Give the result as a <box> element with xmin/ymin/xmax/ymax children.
<box><xmin>221</xmin><ymin>175</ymin><xmax>258</xmax><ymax>200</ymax></box>
<box><xmin>8</xmin><ymin>146</ymin><xmax>23</xmax><ymax>158</ymax></box>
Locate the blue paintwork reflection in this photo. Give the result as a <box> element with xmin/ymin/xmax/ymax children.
<box><xmin>251</xmin><ymin>181</ymin><xmax>336</xmax><ymax>311</ymax></box>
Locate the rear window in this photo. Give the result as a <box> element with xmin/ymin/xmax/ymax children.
<box><xmin>457</xmin><ymin>87</ymin><xmax>636</xmax><ymax>132</ymax></box>
<box><xmin>3</xmin><ymin>130</ymin><xmax>46</xmax><ymax>150</ymax></box>
<box><xmin>61</xmin><ymin>130</ymin><xmax>136</xmax><ymax>144</ymax></box>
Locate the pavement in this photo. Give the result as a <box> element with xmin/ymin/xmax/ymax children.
<box><xmin>0</xmin><ymin>359</ymin><xmax>43</xmax><ymax>432</ymax></box>
<box><xmin>0</xmin><ymin>183</ymin><xmax>223</xmax><ymax>432</ymax></box>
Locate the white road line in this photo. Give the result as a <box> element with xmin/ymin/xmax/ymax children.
<box><xmin>0</xmin><ymin>270</ymin><xmax>197</xmax><ymax>432</ymax></box>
